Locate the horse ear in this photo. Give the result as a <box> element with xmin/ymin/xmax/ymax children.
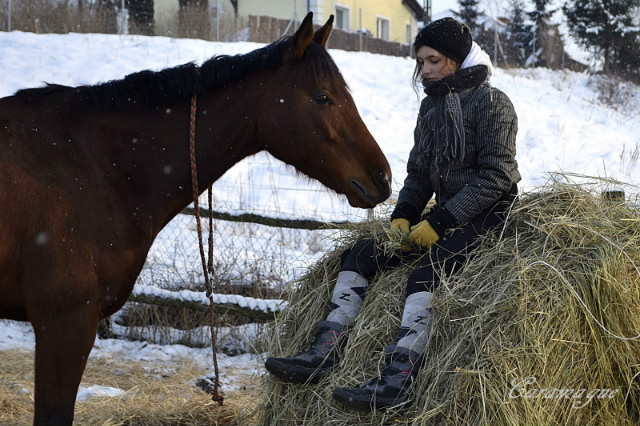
<box><xmin>291</xmin><ymin>12</ymin><xmax>315</xmax><ymax>59</ymax></box>
<box><xmin>313</xmin><ymin>15</ymin><xmax>334</xmax><ymax>47</ymax></box>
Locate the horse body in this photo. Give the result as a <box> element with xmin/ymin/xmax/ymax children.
<box><xmin>0</xmin><ymin>92</ymin><xmax>163</xmax><ymax>426</ymax></box>
<box><xmin>0</xmin><ymin>13</ymin><xmax>390</xmax><ymax>425</ymax></box>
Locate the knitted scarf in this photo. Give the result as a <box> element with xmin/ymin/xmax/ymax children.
<box><xmin>418</xmin><ymin>64</ymin><xmax>489</xmax><ymax>169</ymax></box>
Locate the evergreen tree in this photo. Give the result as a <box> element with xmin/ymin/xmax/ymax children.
<box><xmin>458</xmin><ymin>0</ymin><xmax>492</xmax><ymax>60</ymax></box>
<box><xmin>563</xmin><ymin>0</ymin><xmax>640</xmax><ymax>81</ymax></box>
<box><xmin>528</xmin><ymin>0</ymin><xmax>554</xmax><ymax>22</ymax></box>
<box><xmin>458</xmin><ymin>0</ymin><xmax>481</xmax><ymax>30</ymax></box>
<box><xmin>503</xmin><ymin>0</ymin><xmax>534</xmax><ymax>67</ymax></box>
<box><xmin>524</xmin><ymin>0</ymin><xmax>556</xmax><ymax>67</ymax></box>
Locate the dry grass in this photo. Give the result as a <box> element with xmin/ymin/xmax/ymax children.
<box><xmin>0</xmin><ymin>348</ymin><xmax>260</xmax><ymax>425</ymax></box>
<box><xmin>259</xmin><ymin>174</ymin><xmax>640</xmax><ymax>426</ymax></box>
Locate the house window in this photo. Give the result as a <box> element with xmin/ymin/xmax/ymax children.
<box><xmin>405</xmin><ymin>23</ymin><xmax>412</xmax><ymax>44</ymax></box>
<box><xmin>335</xmin><ymin>6</ymin><xmax>349</xmax><ymax>31</ymax></box>
<box><xmin>376</xmin><ymin>17</ymin><xmax>390</xmax><ymax>41</ymax></box>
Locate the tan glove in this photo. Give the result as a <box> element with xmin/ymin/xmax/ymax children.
<box><xmin>390</xmin><ymin>218</ymin><xmax>410</xmax><ymax>234</ymax></box>
<box><xmin>389</xmin><ymin>218</ymin><xmax>412</xmax><ymax>251</ymax></box>
<box><xmin>409</xmin><ymin>220</ymin><xmax>440</xmax><ymax>248</ymax></box>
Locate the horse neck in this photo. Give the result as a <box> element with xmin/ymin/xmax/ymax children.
<box><xmin>93</xmin><ymin>85</ymin><xmax>264</xmax><ymax>232</ymax></box>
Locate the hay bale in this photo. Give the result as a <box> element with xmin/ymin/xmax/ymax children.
<box><xmin>259</xmin><ymin>176</ymin><xmax>640</xmax><ymax>426</ymax></box>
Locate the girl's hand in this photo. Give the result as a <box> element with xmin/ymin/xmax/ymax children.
<box><xmin>390</xmin><ymin>218</ymin><xmax>410</xmax><ymax>234</ymax></box>
<box><xmin>409</xmin><ymin>220</ymin><xmax>440</xmax><ymax>248</ymax></box>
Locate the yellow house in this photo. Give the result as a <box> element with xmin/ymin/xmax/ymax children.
<box><xmin>155</xmin><ymin>0</ymin><xmax>428</xmax><ymax>44</ymax></box>
<box><xmin>233</xmin><ymin>0</ymin><xmax>426</xmax><ymax>43</ymax></box>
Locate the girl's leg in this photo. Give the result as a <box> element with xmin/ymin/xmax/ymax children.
<box><xmin>333</xmin><ymin>199</ymin><xmax>513</xmax><ymax>410</ymax></box>
<box><xmin>265</xmin><ymin>238</ymin><xmax>404</xmax><ymax>384</ymax></box>
<box><xmin>326</xmin><ymin>239</ymin><xmax>404</xmax><ymax>327</ymax></box>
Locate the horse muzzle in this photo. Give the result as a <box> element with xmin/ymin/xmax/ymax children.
<box><xmin>348</xmin><ymin>168</ymin><xmax>391</xmax><ymax>208</ymax></box>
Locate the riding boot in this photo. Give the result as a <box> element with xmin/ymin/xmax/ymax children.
<box><xmin>265</xmin><ymin>320</ymin><xmax>346</xmax><ymax>384</ymax></box>
<box><xmin>332</xmin><ymin>345</ymin><xmax>422</xmax><ymax>411</ymax></box>
<box><xmin>266</xmin><ymin>271</ymin><xmax>367</xmax><ymax>384</ymax></box>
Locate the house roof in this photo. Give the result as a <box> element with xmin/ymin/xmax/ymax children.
<box><xmin>402</xmin><ymin>0</ymin><xmax>428</xmax><ymax>21</ymax></box>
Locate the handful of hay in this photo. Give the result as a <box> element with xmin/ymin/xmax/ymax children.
<box><xmin>259</xmin><ymin>176</ymin><xmax>640</xmax><ymax>426</ymax></box>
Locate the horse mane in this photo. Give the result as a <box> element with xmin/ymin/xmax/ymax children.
<box><xmin>13</xmin><ymin>36</ymin><xmax>346</xmax><ymax>112</ymax></box>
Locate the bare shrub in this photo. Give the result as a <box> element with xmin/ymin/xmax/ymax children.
<box><xmin>0</xmin><ymin>0</ymin><xmax>119</xmax><ymax>34</ymax></box>
<box><xmin>590</xmin><ymin>73</ymin><xmax>640</xmax><ymax>114</ymax></box>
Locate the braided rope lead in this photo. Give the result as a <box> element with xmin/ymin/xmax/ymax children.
<box><xmin>189</xmin><ymin>69</ymin><xmax>224</xmax><ymax>405</ymax></box>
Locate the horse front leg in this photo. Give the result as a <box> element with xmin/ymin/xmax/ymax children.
<box><xmin>31</xmin><ymin>305</ymin><xmax>100</xmax><ymax>426</ymax></box>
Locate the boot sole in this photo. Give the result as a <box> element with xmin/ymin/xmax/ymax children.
<box><xmin>265</xmin><ymin>357</ymin><xmax>332</xmax><ymax>384</ymax></box>
<box><xmin>332</xmin><ymin>387</ymin><xmax>413</xmax><ymax>411</ymax></box>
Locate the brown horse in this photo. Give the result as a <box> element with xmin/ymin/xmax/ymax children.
<box><xmin>0</xmin><ymin>13</ymin><xmax>390</xmax><ymax>426</ymax></box>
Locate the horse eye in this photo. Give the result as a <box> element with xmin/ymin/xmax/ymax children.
<box><xmin>312</xmin><ymin>94</ymin><xmax>333</xmax><ymax>105</ymax></box>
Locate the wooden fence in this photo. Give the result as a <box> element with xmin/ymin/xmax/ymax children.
<box><xmin>98</xmin><ymin>208</ymin><xmax>363</xmax><ymax>353</ymax></box>
<box><xmin>248</xmin><ymin>15</ymin><xmax>414</xmax><ymax>58</ymax></box>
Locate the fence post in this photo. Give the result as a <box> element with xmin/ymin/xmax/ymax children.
<box><xmin>359</xmin><ymin>8</ymin><xmax>362</xmax><ymax>51</ymax></box>
<box><xmin>7</xmin><ymin>0</ymin><xmax>11</xmax><ymax>32</ymax></box>
<box><xmin>215</xmin><ymin>0</ymin><xmax>220</xmax><ymax>41</ymax></box>
<box><xmin>120</xmin><ymin>0</ymin><xmax>126</xmax><ymax>35</ymax></box>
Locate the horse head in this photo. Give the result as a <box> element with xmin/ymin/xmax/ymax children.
<box><xmin>257</xmin><ymin>13</ymin><xmax>391</xmax><ymax>208</ymax></box>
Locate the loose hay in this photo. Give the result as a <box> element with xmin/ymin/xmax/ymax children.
<box><xmin>0</xmin><ymin>348</ymin><xmax>260</xmax><ymax>426</ymax></box>
<box><xmin>260</xmin><ymin>175</ymin><xmax>640</xmax><ymax>426</ymax></box>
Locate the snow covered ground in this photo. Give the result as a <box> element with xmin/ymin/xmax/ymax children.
<box><xmin>1</xmin><ymin>30</ymin><xmax>640</xmax><ymax>402</ymax></box>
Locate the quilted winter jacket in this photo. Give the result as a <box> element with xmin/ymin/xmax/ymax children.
<box><xmin>391</xmin><ymin>81</ymin><xmax>520</xmax><ymax>229</ymax></box>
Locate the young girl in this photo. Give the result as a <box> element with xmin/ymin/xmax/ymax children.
<box><xmin>266</xmin><ymin>17</ymin><xmax>520</xmax><ymax>412</ymax></box>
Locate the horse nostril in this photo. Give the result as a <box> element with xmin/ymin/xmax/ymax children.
<box><xmin>373</xmin><ymin>168</ymin><xmax>391</xmax><ymax>198</ymax></box>
<box><xmin>373</xmin><ymin>169</ymin><xmax>385</xmax><ymax>183</ymax></box>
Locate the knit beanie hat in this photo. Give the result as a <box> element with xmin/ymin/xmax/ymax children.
<box><xmin>414</xmin><ymin>17</ymin><xmax>472</xmax><ymax>64</ymax></box>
